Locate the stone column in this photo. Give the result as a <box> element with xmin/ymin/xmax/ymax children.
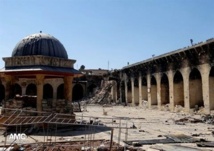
<box><xmin>36</xmin><ymin>74</ymin><xmax>44</xmax><ymax>112</ymax></box>
<box><xmin>147</xmin><ymin>73</ymin><xmax>151</xmax><ymax>109</ymax></box>
<box><xmin>115</xmin><ymin>81</ymin><xmax>118</xmax><ymax>102</ymax></box>
<box><xmin>199</xmin><ymin>63</ymin><xmax>211</xmax><ymax>114</ymax></box>
<box><xmin>22</xmin><ymin>84</ymin><xmax>27</xmax><ymax>95</ymax></box>
<box><xmin>53</xmin><ymin>85</ymin><xmax>57</xmax><ymax>100</ymax></box>
<box><xmin>168</xmin><ymin>70</ymin><xmax>174</xmax><ymax>111</ymax></box>
<box><xmin>180</xmin><ymin>67</ymin><xmax>191</xmax><ymax>112</ymax></box>
<box><xmin>64</xmin><ymin>76</ymin><xmax>73</xmax><ymax>103</ymax></box>
<box><xmin>156</xmin><ymin>73</ymin><xmax>161</xmax><ymax>110</ymax></box>
<box><xmin>124</xmin><ymin>75</ymin><xmax>128</xmax><ymax>104</ymax></box>
<box><xmin>131</xmin><ymin>76</ymin><xmax>135</xmax><ymax>106</ymax></box>
<box><xmin>52</xmin><ymin>84</ymin><xmax>58</xmax><ymax>107</ymax></box>
<box><xmin>4</xmin><ymin>75</ymin><xmax>13</xmax><ymax>101</ymax></box>
<box><xmin>119</xmin><ymin>81</ymin><xmax>122</xmax><ymax>103</ymax></box>
<box><xmin>110</xmin><ymin>81</ymin><xmax>117</xmax><ymax>102</ymax></box>
<box><xmin>138</xmin><ymin>73</ymin><xmax>142</xmax><ymax>107</ymax></box>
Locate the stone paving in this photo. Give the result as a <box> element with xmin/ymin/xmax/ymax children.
<box><xmin>1</xmin><ymin>105</ymin><xmax>214</xmax><ymax>150</ymax></box>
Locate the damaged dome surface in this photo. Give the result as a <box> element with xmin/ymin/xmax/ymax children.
<box><xmin>12</xmin><ymin>33</ymin><xmax>68</xmax><ymax>59</ymax></box>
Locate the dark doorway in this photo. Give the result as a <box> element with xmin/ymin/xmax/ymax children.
<box><xmin>72</xmin><ymin>84</ymin><xmax>84</xmax><ymax>101</ymax></box>
<box><xmin>0</xmin><ymin>84</ymin><xmax>5</xmax><ymax>105</ymax></box>
<box><xmin>11</xmin><ymin>83</ymin><xmax>22</xmax><ymax>98</ymax></box>
<box><xmin>57</xmin><ymin>84</ymin><xmax>64</xmax><ymax>99</ymax></box>
<box><xmin>88</xmin><ymin>84</ymin><xmax>97</xmax><ymax>94</ymax></box>
<box><xmin>43</xmin><ymin>84</ymin><xmax>53</xmax><ymax>99</ymax></box>
<box><xmin>26</xmin><ymin>84</ymin><xmax>37</xmax><ymax>95</ymax></box>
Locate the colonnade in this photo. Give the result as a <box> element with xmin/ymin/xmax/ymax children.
<box><xmin>120</xmin><ymin>63</ymin><xmax>214</xmax><ymax>113</ymax></box>
<box><xmin>2</xmin><ymin>74</ymin><xmax>74</xmax><ymax>112</ymax></box>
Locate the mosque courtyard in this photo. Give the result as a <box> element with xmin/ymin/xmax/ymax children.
<box><xmin>1</xmin><ymin>104</ymin><xmax>214</xmax><ymax>151</ymax></box>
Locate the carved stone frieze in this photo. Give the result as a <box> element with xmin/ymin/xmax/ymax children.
<box><xmin>3</xmin><ymin>55</ymin><xmax>76</xmax><ymax>68</ymax></box>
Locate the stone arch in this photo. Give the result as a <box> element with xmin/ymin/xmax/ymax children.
<box><xmin>57</xmin><ymin>84</ymin><xmax>64</xmax><ymax>99</ymax></box>
<box><xmin>12</xmin><ymin>83</ymin><xmax>22</xmax><ymax>98</ymax></box>
<box><xmin>209</xmin><ymin>67</ymin><xmax>214</xmax><ymax>110</ymax></box>
<box><xmin>72</xmin><ymin>84</ymin><xmax>84</xmax><ymax>101</ymax></box>
<box><xmin>121</xmin><ymin>81</ymin><xmax>126</xmax><ymax>103</ymax></box>
<box><xmin>127</xmin><ymin>78</ymin><xmax>132</xmax><ymax>103</ymax></box>
<box><xmin>189</xmin><ymin>68</ymin><xmax>203</xmax><ymax>108</ymax></box>
<box><xmin>43</xmin><ymin>84</ymin><xmax>53</xmax><ymax>99</ymax></box>
<box><xmin>26</xmin><ymin>83</ymin><xmax>37</xmax><ymax>95</ymax></box>
<box><xmin>151</xmin><ymin>75</ymin><xmax>157</xmax><ymax>105</ymax></box>
<box><xmin>173</xmin><ymin>71</ymin><xmax>184</xmax><ymax>106</ymax></box>
<box><xmin>0</xmin><ymin>84</ymin><xmax>5</xmax><ymax>104</ymax></box>
<box><xmin>161</xmin><ymin>73</ymin><xmax>169</xmax><ymax>105</ymax></box>
<box><xmin>110</xmin><ymin>80</ymin><xmax>118</xmax><ymax>103</ymax></box>
<box><xmin>134</xmin><ymin>77</ymin><xmax>139</xmax><ymax>105</ymax></box>
<box><xmin>88</xmin><ymin>84</ymin><xmax>97</xmax><ymax>94</ymax></box>
<box><xmin>141</xmin><ymin>77</ymin><xmax>148</xmax><ymax>101</ymax></box>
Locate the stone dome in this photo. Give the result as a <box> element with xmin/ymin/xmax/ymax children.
<box><xmin>12</xmin><ymin>33</ymin><xmax>68</xmax><ymax>59</ymax></box>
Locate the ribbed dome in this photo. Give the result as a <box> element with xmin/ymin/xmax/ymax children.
<box><xmin>12</xmin><ymin>33</ymin><xmax>68</xmax><ymax>59</ymax></box>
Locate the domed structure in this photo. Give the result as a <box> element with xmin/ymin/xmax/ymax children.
<box><xmin>0</xmin><ymin>32</ymin><xmax>82</xmax><ymax>114</ymax></box>
<box><xmin>12</xmin><ymin>33</ymin><xmax>68</xmax><ymax>59</ymax></box>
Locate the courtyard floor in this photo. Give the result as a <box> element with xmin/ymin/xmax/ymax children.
<box><xmin>1</xmin><ymin>105</ymin><xmax>214</xmax><ymax>150</ymax></box>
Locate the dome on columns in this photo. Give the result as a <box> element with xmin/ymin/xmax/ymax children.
<box><xmin>12</xmin><ymin>33</ymin><xmax>68</xmax><ymax>59</ymax></box>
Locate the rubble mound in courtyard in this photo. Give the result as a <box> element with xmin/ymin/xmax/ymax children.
<box><xmin>87</xmin><ymin>80</ymin><xmax>115</xmax><ymax>105</ymax></box>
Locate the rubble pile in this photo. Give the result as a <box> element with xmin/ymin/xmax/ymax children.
<box><xmin>175</xmin><ymin>114</ymin><xmax>214</xmax><ymax>125</ymax></box>
<box><xmin>88</xmin><ymin>80</ymin><xmax>114</xmax><ymax>105</ymax></box>
<box><xmin>174</xmin><ymin>105</ymin><xmax>184</xmax><ymax>112</ymax></box>
<box><xmin>202</xmin><ymin>114</ymin><xmax>214</xmax><ymax>124</ymax></box>
<box><xmin>3</xmin><ymin>95</ymin><xmax>37</xmax><ymax>116</ymax></box>
<box><xmin>3</xmin><ymin>95</ymin><xmax>74</xmax><ymax>115</ymax></box>
<box><xmin>43</xmin><ymin>99</ymin><xmax>73</xmax><ymax>114</ymax></box>
<box><xmin>175</xmin><ymin>117</ymin><xmax>203</xmax><ymax>125</ymax></box>
<box><xmin>6</xmin><ymin>140</ymin><xmax>123</xmax><ymax>151</ymax></box>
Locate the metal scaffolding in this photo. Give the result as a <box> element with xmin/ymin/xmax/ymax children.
<box><xmin>0</xmin><ymin>108</ymin><xmax>131</xmax><ymax>150</ymax></box>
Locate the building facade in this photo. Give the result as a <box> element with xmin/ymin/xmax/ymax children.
<box><xmin>115</xmin><ymin>38</ymin><xmax>214</xmax><ymax>114</ymax></box>
<box><xmin>0</xmin><ymin>33</ymin><xmax>82</xmax><ymax>113</ymax></box>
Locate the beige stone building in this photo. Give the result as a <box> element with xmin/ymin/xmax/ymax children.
<box><xmin>112</xmin><ymin>38</ymin><xmax>214</xmax><ymax>114</ymax></box>
<box><xmin>0</xmin><ymin>33</ymin><xmax>82</xmax><ymax>113</ymax></box>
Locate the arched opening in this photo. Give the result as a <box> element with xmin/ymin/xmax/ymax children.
<box><xmin>26</xmin><ymin>84</ymin><xmax>37</xmax><ymax>95</ymax></box>
<box><xmin>111</xmin><ymin>80</ymin><xmax>118</xmax><ymax>103</ymax></box>
<box><xmin>161</xmin><ymin>73</ymin><xmax>169</xmax><ymax>105</ymax></box>
<box><xmin>88</xmin><ymin>84</ymin><xmax>97</xmax><ymax>95</ymax></box>
<box><xmin>121</xmin><ymin>81</ymin><xmax>126</xmax><ymax>103</ymax></box>
<box><xmin>11</xmin><ymin>83</ymin><xmax>22</xmax><ymax>98</ymax></box>
<box><xmin>57</xmin><ymin>84</ymin><xmax>64</xmax><ymax>99</ymax></box>
<box><xmin>151</xmin><ymin>75</ymin><xmax>157</xmax><ymax>105</ymax></box>
<box><xmin>134</xmin><ymin>77</ymin><xmax>139</xmax><ymax>105</ymax></box>
<box><xmin>141</xmin><ymin>77</ymin><xmax>148</xmax><ymax>101</ymax></box>
<box><xmin>189</xmin><ymin>68</ymin><xmax>203</xmax><ymax>108</ymax></box>
<box><xmin>0</xmin><ymin>84</ymin><xmax>5</xmax><ymax>105</ymax></box>
<box><xmin>173</xmin><ymin>71</ymin><xmax>184</xmax><ymax>107</ymax></box>
<box><xmin>127</xmin><ymin>79</ymin><xmax>132</xmax><ymax>103</ymax></box>
<box><xmin>209</xmin><ymin>67</ymin><xmax>214</xmax><ymax>110</ymax></box>
<box><xmin>117</xmin><ymin>81</ymin><xmax>120</xmax><ymax>100</ymax></box>
<box><xmin>72</xmin><ymin>84</ymin><xmax>84</xmax><ymax>101</ymax></box>
<box><xmin>43</xmin><ymin>84</ymin><xmax>53</xmax><ymax>99</ymax></box>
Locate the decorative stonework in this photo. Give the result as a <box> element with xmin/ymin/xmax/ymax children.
<box><xmin>3</xmin><ymin>55</ymin><xmax>76</xmax><ymax>68</ymax></box>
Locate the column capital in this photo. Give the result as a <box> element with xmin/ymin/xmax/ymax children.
<box><xmin>36</xmin><ymin>74</ymin><xmax>44</xmax><ymax>85</ymax></box>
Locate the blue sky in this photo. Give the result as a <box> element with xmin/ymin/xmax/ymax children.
<box><xmin>0</xmin><ymin>0</ymin><xmax>214</xmax><ymax>70</ymax></box>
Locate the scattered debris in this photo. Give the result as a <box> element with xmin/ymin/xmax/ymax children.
<box><xmin>87</xmin><ymin>81</ymin><xmax>115</xmax><ymax>105</ymax></box>
<box><xmin>130</xmin><ymin>123</ymin><xmax>137</xmax><ymax>129</ymax></box>
<box><xmin>175</xmin><ymin>117</ymin><xmax>203</xmax><ymax>125</ymax></box>
<box><xmin>148</xmin><ymin>144</ymin><xmax>204</xmax><ymax>151</ymax></box>
<box><xmin>201</xmin><ymin>114</ymin><xmax>214</xmax><ymax>124</ymax></box>
<box><xmin>124</xmin><ymin>134</ymin><xmax>202</xmax><ymax>146</ymax></box>
<box><xmin>197</xmin><ymin>141</ymin><xmax>214</xmax><ymax>147</ymax></box>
